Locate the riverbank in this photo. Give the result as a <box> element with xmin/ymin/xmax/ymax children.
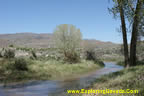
<box><xmin>0</xmin><ymin>58</ymin><xmax>104</xmax><ymax>84</ymax></box>
<box><xmin>117</xmin><ymin>60</ymin><xmax>144</xmax><ymax>67</ymax></box>
<box><xmin>0</xmin><ymin>62</ymin><xmax>122</xmax><ymax>96</ymax></box>
<box><xmin>82</xmin><ymin>65</ymin><xmax>144</xmax><ymax>96</ymax></box>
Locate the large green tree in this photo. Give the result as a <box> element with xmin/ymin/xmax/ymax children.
<box><xmin>110</xmin><ymin>0</ymin><xmax>144</xmax><ymax>67</ymax></box>
<box><xmin>53</xmin><ymin>24</ymin><xmax>82</xmax><ymax>62</ymax></box>
<box><xmin>130</xmin><ymin>0</ymin><xmax>144</xmax><ymax>66</ymax></box>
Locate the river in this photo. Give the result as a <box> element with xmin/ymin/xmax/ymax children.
<box><xmin>0</xmin><ymin>62</ymin><xmax>123</xmax><ymax>96</ymax></box>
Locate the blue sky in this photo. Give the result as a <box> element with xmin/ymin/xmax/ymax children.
<box><xmin>0</xmin><ymin>0</ymin><xmax>125</xmax><ymax>43</ymax></box>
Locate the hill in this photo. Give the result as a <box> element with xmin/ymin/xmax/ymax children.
<box><xmin>0</xmin><ymin>32</ymin><xmax>119</xmax><ymax>49</ymax></box>
<box><xmin>0</xmin><ymin>33</ymin><xmax>53</xmax><ymax>48</ymax></box>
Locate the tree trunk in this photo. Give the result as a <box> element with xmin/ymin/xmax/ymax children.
<box><xmin>130</xmin><ymin>0</ymin><xmax>144</xmax><ymax>66</ymax></box>
<box><xmin>118</xmin><ymin>0</ymin><xmax>129</xmax><ymax>67</ymax></box>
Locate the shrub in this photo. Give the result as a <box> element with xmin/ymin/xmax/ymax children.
<box><xmin>1</xmin><ymin>58</ymin><xmax>28</xmax><ymax>72</ymax></box>
<box><xmin>64</xmin><ymin>51</ymin><xmax>80</xmax><ymax>63</ymax></box>
<box><xmin>94</xmin><ymin>59</ymin><xmax>105</xmax><ymax>67</ymax></box>
<box><xmin>85</xmin><ymin>50</ymin><xmax>104</xmax><ymax>66</ymax></box>
<box><xmin>4</xmin><ymin>49</ymin><xmax>15</xmax><ymax>59</ymax></box>
<box><xmin>0</xmin><ymin>51</ymin><xmax>2</xmax><ymax>57</ymax></box>
<box><xmin>13</xmin><ymin>58</ymin><xmax>28</xmax><ymax>71</ymax></box>
<box><xmin>117</xmin><ymin>60</ymin><xmax>144</xmax><ymax>66</ymax></box>
<box><xmin>9</xmin><ymin>44</ymin><xmax>14</xmax><ymax>47</ymax></box>
<box><xmin>31</xmin><ymin>50</ymin><xmax>37</xmax><ymax>59</ymax></box>
<box><xmin>85</xmin><ymin>50</ymin><xmax>96</xmax><ymax>61</ymax></box>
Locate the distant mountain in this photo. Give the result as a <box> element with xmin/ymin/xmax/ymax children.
<box><xmin>0</xmin><ymin>33</ymin><xmax>53</xmax><ymax>48</ymax></box>
<box><xmin>0</xmin><ymin>33</ymin><xmax>119</xmax><ymax>48</ymax></box>
<box><xmin>83</xmin><ymin>39</ymin><xmax>119</xmax><ymax>49</ymax></box>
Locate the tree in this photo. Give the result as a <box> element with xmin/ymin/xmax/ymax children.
<box><xmin>110</xmin><ymin>0</ymin><xmax>144</xmax><ymax>67</ymax></box>
<box><xmin>53</xmin><ymin>24</ymin><xmax>82</xmax><ymax>63</ymax></box>
<box><xmin>4</xmin><ymin>49</ymin><xmax>15</xmax><ymax>59</ymax></box>
<box><xmin>130</xmin><ymin>0</ymin><xmax>144</xmax><ymax>66</ymax></box>
<box><xmin>109</xmin><ymin>0</ymin><xmax>129</xmax><ymax>67</ymax></box>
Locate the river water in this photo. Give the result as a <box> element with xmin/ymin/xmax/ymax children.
<box><xmin>0</xmin><ymin>62</ymin><xmax>123</xmax><ymax>96</ymax></box>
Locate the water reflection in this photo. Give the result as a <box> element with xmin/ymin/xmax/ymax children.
<box><xmin>0</xmin><ymin>62</ymin><xmax>123</xmax><ymax>96</ymax></box>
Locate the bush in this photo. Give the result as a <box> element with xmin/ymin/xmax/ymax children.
<box><xmin>85</xmin><ymin>50</ymin><xmax>96</xmax><ymax>61</ymax></box>
<box><xmin>1</xmin><ymin>58</ymin><xmax>28</xmax><ymax>72</ymax></box>
<box><xmin>85</xmin><ymin>50</ymin><xmax>104</xmax><ymax>66</ymax></box>
<box><xmin>0</xmin><ymin>51</ymin><xmax>2</xmax><ymax>57</ymax></box>
<box><xmin>4</xmin><ymin>49</ymin><xmax>15</xmax><ymax>59</ymax></box>
<box><xmin>137</xmin><ymin>60</ymin><xmax>144</xmax><ymax>65</ymax></box>
<box><xmin>9</xmin><ymin>44</ymin><xmax>14</xmax><ymax>47</ymax></box>
<box><xmin>13</xmin><ymin>58</ymin><xmax>28</xmax><ymax>71</ymax></box>
<box><xmin>31</xmin><ymin>50</ymin><xmax>37</xmax><ymax>59</ymax></box>
<box><xmin>117</xmin><ymin>60</ymin><xmax>144</xmax><ymax>67</ymax></box>
<box><xmin>94</xmin><ymin>59</ymin><xmax>105</xmax><ymax>67</ymax></box>
<box><xmin>64</xmin><ymin>51</ymin><xmax>80</xmax><ymax>63</ymax></box>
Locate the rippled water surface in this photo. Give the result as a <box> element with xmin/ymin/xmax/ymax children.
<box><xmin>0</xmin><ymin>62</ymin><xmax>123</xmax><ymax>96</ymax></box>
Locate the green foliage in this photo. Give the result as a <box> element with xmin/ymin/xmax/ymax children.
<box><xmin>2</xmin><ymin>58</ymin><xmax>29</xmax><ymax>72</ymax></box>
<box><xmin>117</xmin><ymin>61</ymin><xmax>125</xmax><ymax>66</ymax></box>
<box><xmin>84</xmin><ymin>50</ymin><xmax>104</xmax><ymax>67</ymax></box>
<box><xmin>31</xmin><ymin>50</ymin><xmax>37</xmax><ymax>59</ymax></box>
<box><xmin>137</xmin><ymin>42</ymin><xmax>144</xmax><ymax>60</ymax></box>
<box><xmin>0</xmin><ymin>58</ymin><xmax>34</xmax><ymax>84</ymax></box>
<box><xmin>53</xmin><ymin>24</ymin><xmax>82</xmax><ymax>63</ymax></box>
<box><xmin>4</xmin><ymin>49</ymin><xmax>15</xmax><ymax>59</ymax></box>
<box><xmin>0</xmin><ymin>51</ymin><xmax>2</xmax><ymax>57</ymax></box>
<box><xmin>137</xmin><ymin>60</ymin><xmax>144</xmax><ymax>66</ymax></box>
<box><xmin>16</xmin><ymin>47</ymin><xmax>34</xmax><ymax>51</ymax></box>
<box><xmin>109</xmin><ymin>0</ymin><xmax>136</xmax><ymax>22</ymax></box>
<box><xmin>85</xmin><ymin>50</ymin><xmax>96</xmax><ymax>61</ymax></box>
<box><xmin>91</xmin><ymin>65</ymin><xmax>144</xmax><ymax>96</ymax></box>
<box><xmin>94</xmin><ymin>60</ymin><xmax>105</xmax><ymax>67</ymax></box>
<box><xmin>13</xmin><ymin>58</ymin><xmax>29</xmax><ymax>71</ymax></box>
<box><xmin>31</xmin><ymin>59</ymin><xmax>102</xmax><ymax>80</ymax></box>
<box><xmin>9</xmin><ymin>44</ymin><xmax>14</xmax><ymax>47</ymax></box>
<box><xmin>0</xmin><ymin>58</ymin><xmax>103</xmax><ymax>83</ymax></box>
<box><xmin>64</xmin><ymin>51</ymin><xmax>80</xmax><ymax>63</ymax></box>
<box><xmin>117</xmin><ymin>60</ymin><xmax>144</xmax><ymax>66</ymax></box>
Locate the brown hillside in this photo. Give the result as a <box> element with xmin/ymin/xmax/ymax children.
<box><xmin>0</xmin><ymin>33</ymin><xmax>119</xmax><ymax>48</ymax></box>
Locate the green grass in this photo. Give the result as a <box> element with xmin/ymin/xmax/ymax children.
<box><xmin>30</xmin><ymin>59</ymin><xmax>102</xmax><ymax>80</ymax></box>
<box><xmin>117</xmin><ymin>60</ymin><xmax>144</xmax><ymax>66</ymax></box>
<box><xmin>117</xmin><ymin>61</ymin><xmax>125</xmax><ymax>66</ymax></box>
<box><xmin>0</xmin><ymin>58</ymin><xmax>103</xmax><ymax>83</ymax></box>
<box><xmin>101</xmin><ymin>55</ymin><xmax>124</xmax><ymax>62</ymax></box>
<box><xmin>82</xmin><ymin>65</ymin><xmax>144</xmax><ymax>96</ymax></box>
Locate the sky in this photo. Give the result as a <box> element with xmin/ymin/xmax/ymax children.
<box><xmin>0</xmin><ymin>0</ymin><xmax>125</xmax><ymax>43</ymax></box>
